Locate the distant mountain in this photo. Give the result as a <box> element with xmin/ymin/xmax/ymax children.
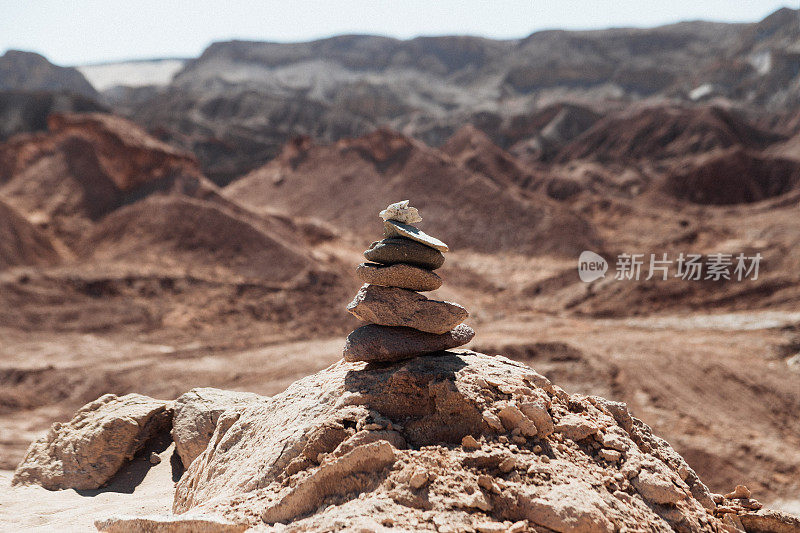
<box><xmin>0</xmin><ymin>50</ymin><xmax>98</xmax><ymax>98</ymax></box>
<box><xmin>109</xmin><ymin>7</ymin><xmax>800</xmax><ymax>184</ymax></box>
<box><xmin>555</xmin><ymin>105</ymin><xmax>784</xmax><ymax>163</ymax></box>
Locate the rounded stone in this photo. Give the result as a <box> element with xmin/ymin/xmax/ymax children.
<box><xmin>347</xmin><ymin>284</ymin><xmax>468</xmax><ymax>334</ymax></box>
<box><xmin>356</xmin><ymin>262</ymin><xmax>442</xmax><ymax>291</ymax></box>
<box><xmin>364</xmin><ymin>238</ymin><xmax>445</xmax><ymax>270</ymax></box>
<box><xmin>343</xmin><ymin>323</ymin><xmax>476</xmax><ymax>363</ymax></box>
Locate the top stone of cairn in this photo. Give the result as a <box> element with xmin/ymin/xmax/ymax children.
<box><xmin>379</xmin><ymin>200</ymin><xmax>422</xmax><ymax>225</ymax></box>
<box><xmin>379</xmin><ymin>201</ymin><xmax>449</xmax><ymax>252</ymax></box>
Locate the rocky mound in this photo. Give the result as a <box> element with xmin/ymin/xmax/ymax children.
<box><xmin>664</xmin><ymin>147</ymin><xmax>800</xmax><ymax>205</ymax></box>
<box><xmin>557</xmin><ymin>105</ymin><xmax>783</xmax><ymax>163</ymax></box>
<box><xmin>0</xmin><ymin>199</ymin><xmax>61</xmax><ymax>270</ymax></box>
<box><xmin>504</xmin><ymin>103</ymin><xmax>604</xmax><ymax>163</ymax></box>
<box><xmin>441</xmin><ymin>125</ymin><xmax>540</xmax><ymax>190</ymax></box>
<box><xmin>0</xmin><ymin>112</ymin><xmax>215</xmax><ymax>244</ymax></box>
<box><xmin>78</xmin><ymin>196</ymin><xmax>313</xmax><ymax>281</ymax></box>
<box><xmin>225</xmin><ymin>129</ymin><xmax>599</xmax><ymax>256</ymax></box>
<box><xmin>12</xmin><ymin>351</ymin><xmax>800</xmax><ymax>532</ymax></box>
<box><xmin>0</xmin><ymin>50</ymin><xmax>98</xmax><ymax>99</ymax></box>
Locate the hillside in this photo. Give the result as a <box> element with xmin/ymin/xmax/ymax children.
<box><xmin>225</xmin><ymin>129</ymin><xmax>599</xmax><ymax>256</ymax></box>
<box><xmin>0</xmin><ymin>200</ymin><xmax>61</xmax><ymax>270</ymax></box>
<box><xmin>0</xmin><ymin>112</ymin><xmax>212</xmax><ymax>244</ymax></box>
<box><xmin>0</xmin><ymin>50</ymin><xmax>98</xmax><ymax>99</ymax></box>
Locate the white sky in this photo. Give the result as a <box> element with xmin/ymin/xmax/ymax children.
<box><xmin>1</xmin><ymin>1</ymin><xmax>794</xmax><ymax>66</ymax></box>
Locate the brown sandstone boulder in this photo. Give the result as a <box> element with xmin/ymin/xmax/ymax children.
<box><xmin>172</xmin><ymin>388</ymin><xmax>266</xmax><ymax>469</ymax></box>
<box><xmin>12</xmin><ymin>393</ymin><xmax>172</xmax><ymax>490</ymax></box>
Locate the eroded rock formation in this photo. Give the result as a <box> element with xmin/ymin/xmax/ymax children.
<box><xmin>13</xmin><ymin>351</ymin><xmax>799</xmax><ymax>532</ymax></box>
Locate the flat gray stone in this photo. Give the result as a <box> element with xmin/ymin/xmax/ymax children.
<box><xmin>364</xmin><ymin>238</ymin><xmax>445</xmax><ymax>270</ymax></box>
<box><xmin>343</xmin><ymin>323</ymin><xmax>475</xmax><ymax>363</ymax></box>
<box><xmin>347</xmin><ymin>284</ymin><xmax>468</xmax><ymax>334</ymax></box>
<box><xmin>383</xmin><ymin>220</ymin><xmax>449</xmax><ymax>252</ymax></box>
<box><xmin>356</xmin><ymin>262</ymin><xmax>442</xmax><ymax>291</ymax></box>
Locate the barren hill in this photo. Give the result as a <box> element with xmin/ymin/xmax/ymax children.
<box><xmin>556</xmin><ymin>105</ymin><xmax>783</xmax><ymax>164</ymax></box>
<box><xmin>225</xmin><ymin>129</ymin><xmax>599</xmax><ymax>256</ymax></box>
<box><xmin>0</xmin><ymin>50</ymin><xmax>98</xmax><ymax>99</ymax></box>
<box><xmin>0</xmin><ymin>90</ymin><xmax>106</xmax><ymax>141</ymax></box>
<box><xmin>0</xmin><ymin>112</ymin><xmax>214</xmax><ymax>244</ymax></box>
<box><xmin>0</xmin><ymin>199</ymin><xmax>61</xmax><ymax>270</ymax></box>
<box><xmin>79</xmin><ymin>196</ymin><xmax>314</xmax><ymax>282</ymax></box>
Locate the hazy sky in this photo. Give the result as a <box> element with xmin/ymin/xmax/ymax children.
<box><xmin>2</xmin><ymin>1</ymin><xmax>793</xmax><ymax>66</ymax></box>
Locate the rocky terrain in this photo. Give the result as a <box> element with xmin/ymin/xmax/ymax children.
<box><xmin>102</xmin><ymin>8</ymin><xmax>800</xmax><ymax>184</ymax></box>
<box><xmin>6</xmin><ymin>351</ymin><xmax>800</xmax><ymax>532</ymax></box>
<box><xmin>0</xmin><ymin>5</ymin><xmax>800</xmax><ymax>531</ymax></box>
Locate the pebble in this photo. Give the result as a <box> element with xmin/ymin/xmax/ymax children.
<box><xmin>379</xmin><ymin>200</ymin><xmax>422</xmax><ymax>224</ymax></box>
<box><xmin>724</xmin><ymin>485</ymin><xmax>752</xmax><ymax>499</ymax></box>
<box><xmin>461</xmin><ymin>435</ymin><xmax>481</xmax><ymax>450</ymax></box>
<box><xmin>477</xmin><ymin>474</ymin><xmax>494</xmax><ymax>491</ymax></box>
<box><xmin>482</xmin><ymin>411</ymin><xmax>504</xmax><ymax>432</ymax></box>
<box><xmin>599</xmin><ymin>449</ymin><xmax>622</xmax><ymax>462</ymax></box>
<box><xmin>409</xmin><ymin>470</ymin><xmax>429</xmax><ymax>489</ymax></box>
<box><xmin>499</xmin><ymin>456</ymin><xmax>516</xmax><ymax>473</ymax></box>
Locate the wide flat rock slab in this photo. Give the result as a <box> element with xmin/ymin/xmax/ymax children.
<box><xmin>343</xmin><ymin>323</ymin><xmax>475</xmax><ymax>362</ymax></box>
<box><xmin>383</xmin><ymin>220</ymin><xmax>449</xmax><ymax>252</ymax></box>
<box><xmin>356</xmin><ymin>262</ymin><xmax>442</xmax><ymax>292</ymax></box>
<box><xmin>347</xmin><ymin>284</ymin><xmax>467</xmax><ymax>334</ymax></box>
<box><xmin>364</xmin><ymin>237</ymin><xmax>445</xmax><ymax>270</ymax></box>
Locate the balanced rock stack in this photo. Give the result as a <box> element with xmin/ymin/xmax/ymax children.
<box><xmin>343</xmin><ymin>201</ymin><xmax>475</xmax><ymax>362</ymax></box>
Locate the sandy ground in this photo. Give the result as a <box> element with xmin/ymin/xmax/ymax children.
<box><xmin>0</xmin><ymin>440</ymin><xmax>176</xmax><ymax>532</ymax></box>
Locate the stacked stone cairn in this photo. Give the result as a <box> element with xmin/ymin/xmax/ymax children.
<box><xmin>343</xmin><ymin>200</ymin><xmax>475</xmax><ymax>362</ymax></box>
